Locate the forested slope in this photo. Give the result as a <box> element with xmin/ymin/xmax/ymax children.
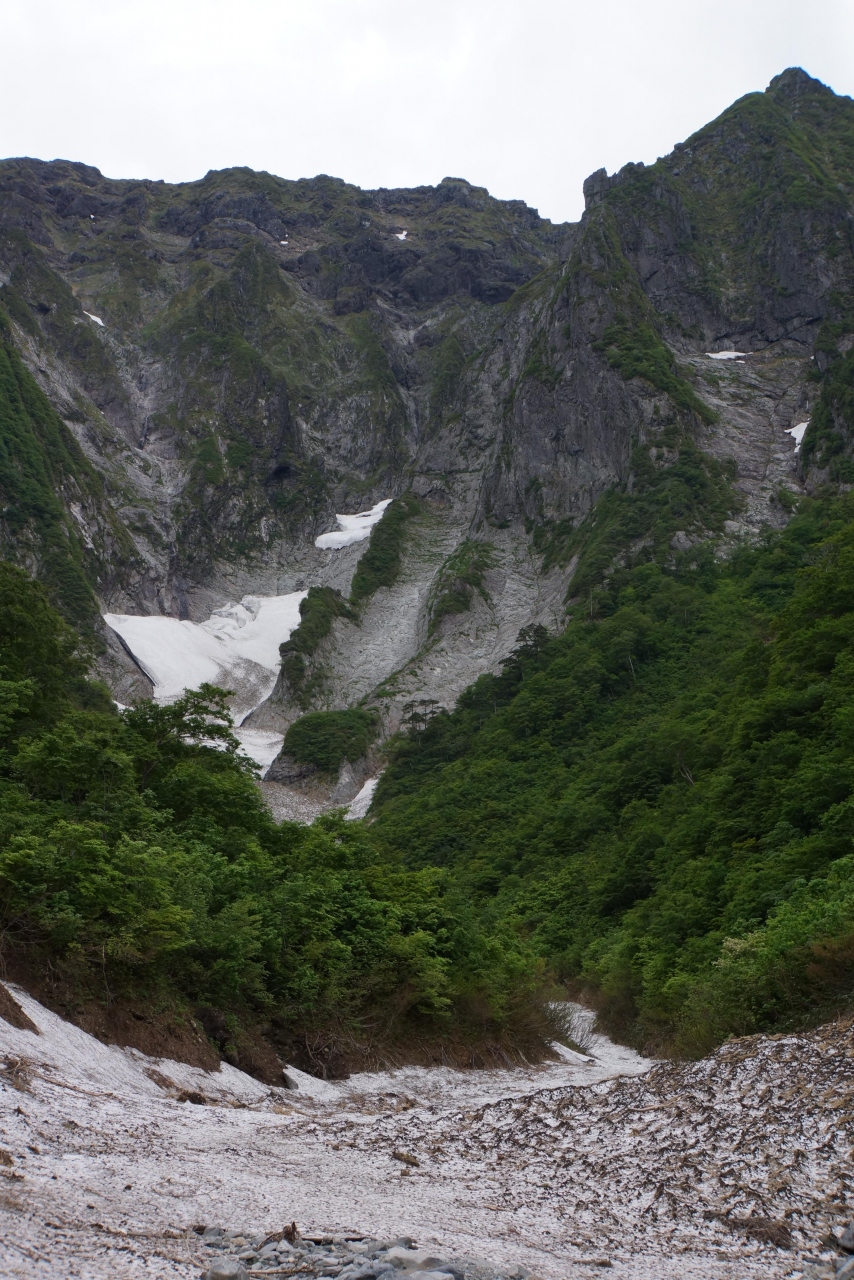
<box><xmin>370</xmin><ymin>489</ymin><xmax>854</xmax><ymax>1054</ymax></box>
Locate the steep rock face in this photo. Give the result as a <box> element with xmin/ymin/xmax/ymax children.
<box><xmin>0</xmin><ymin>68</ymin><xmax>852</xmax><ymax>760</ymax></box>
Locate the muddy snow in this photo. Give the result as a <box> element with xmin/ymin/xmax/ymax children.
<box><xmin>1</xmin><ymin>986</ymin><xmax>852</xmax><ymax>1279</ymax></box>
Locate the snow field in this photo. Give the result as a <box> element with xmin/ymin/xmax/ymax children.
<box><xmin>104</xmin><ymin>593</ymin><xmax>306</xmax><ymax>772</ymax></box>
<box><xmin>1</xmin><ymin>985</ymin><xmax>851</xmax><ymax>1279</ymax></box>
<box><xmin>315</xmin><ymin>499</ymin><xmax>393</xmax><ymax>549</ymax></box>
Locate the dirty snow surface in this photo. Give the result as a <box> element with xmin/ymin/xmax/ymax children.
<box><xmin>315</xmin><ymin>499</ymin><xmax>393</xmax><ymax>549</ymax></box>
<box><xmin>104</xmin><ymin>593</ymin><xmax>306</xmax><ymax>771</ymax></box>
<box><xmin>2</xmin><ymin>988</ymin><xmax>853</xmax><ymax>1280</ymax></box>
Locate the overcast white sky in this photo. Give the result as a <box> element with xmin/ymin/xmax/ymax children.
<box><xmin>5</xmin><ymin>0</ymin><xmax>854</xmax><ymax>224</ymax></box>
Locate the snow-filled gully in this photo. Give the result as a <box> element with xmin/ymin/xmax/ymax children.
<box><xmin>1</xmin><ymin>987</ymin><xmax>852</xmax><ymax>1280</ymax></box>
<box><xmin>103</xmin><ymin>499</ymin><xmax>395</xmax><ymax>777</ymax></box>
<box><xmin>105</xmin><ymin>593</ymin><xmax>307</xmax><ymax>774</ymax></box>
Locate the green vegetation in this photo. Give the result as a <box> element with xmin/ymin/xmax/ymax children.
<box><xmin>349</xmin><ymin>494</ymin><xmax>421</xmax><ymax>604</ymax></box>
<box><xmin>279</xmin><ymin>586</ymin><xmax>355</xmax><ymax>708</ymax></box>
<box><xmin>0</xmin><ymin>565</ymin><xmax>554</xmax><ymax>1068</ymax></box>
<box><xmin>533</xmin><ymin>433</ymin><xmax>738</xmax><ymax>588</ymax></box>
<box><xmin>370</xmin><ymin>492</ymin><xmax>854</xmax><ymax>1055</ymax></box>
<box><xmin>280</xmin><ymin>500</ymin><xmax>421</xmax><ymax>713</ymax></box>
<box><xmin>429</xmin><ymin>540</ymin><xmax>495</xmax><ymax>632</ymax></box>
<box><xmin>345</xmin><ymin>315</ymin><xmax>400</xmax><ymax>395</ymax></box>
<box><xmin>801</xmin><ymin>343</ymin><xmax>854</xmax><ymax>481</ymax></box>
<box><xmin>430</xmin><ymin>333</ymin><xmax>467</xmax><ymax>421</ymax></box>
<box><xmin>521</xmin><ymin>332</ymin><xmax>562</xmax><ymax>391</ymax></box>
<box><xmin>282</xmin><ymin>708</ymin><xmax>378</xmax><ymax>774</ymax></box>
<box><xmin>596</xmin><ymin>318</ymin><xmax>717</xmax><ymax>424</ymax></box>
<box><xmin>0</xmin><ymin>310</ymin><xmax>100</xmax><ymax>627</ymax></box>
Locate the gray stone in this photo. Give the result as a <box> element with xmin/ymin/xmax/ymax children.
<box><xmin>841</xmin><ymin>1222</ymin><xmax>854</xmax><ymax>1253</ymax></box>
<box><xmin>836</xmin><ymin>1258</ymin><xmax>854</xmax><ymax>1280</ymax></box>
<box><xmin>385</xmin><ymin>1249</ymin><xmax>444</xmax><ymax>1271</ymax></box>
<box><xmin>205</xmin><ymin>1261</ymin><xmax>250</xmax><ymax>1280</ymax></box>
<box><xmin>339</xmin><ymin>1264</ymin><xmax>397</xmax><ymax>1280</ymax></box>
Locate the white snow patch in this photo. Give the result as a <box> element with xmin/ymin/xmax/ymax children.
<box><xmin>395</xmin><ymin>230</ymin><xmax>408</xmax><ymax>240</ymax></box>
<box><xmin>786</xmin><ymin>420</ymin><xmax>809</xmax><ymax>451</ymax></box>
<box><xmin>706</xmin><ymin>350</ymin><xmax>744</xmax><ymax>360</ymax></box>
<box><xmin>104</xmin><ymin>593</ymin><xmax>305</xmax><ymax>771</ymax></box>
<box><xmin>83</xmin><ymin>310</ymin><xmax>104</xmax><ymax>326</ymax></box>
<box><xmin>346</xmin><ymin>776</ymin><xmax>379</xmax><ymax>820</ymax></box>
<box><xmin>315</xmin><ymin>498</ymin><xmax>393</xmax><ymax>550</ymax></box>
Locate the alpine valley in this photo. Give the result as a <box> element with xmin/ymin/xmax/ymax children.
<box><xmin>2</xmin><ymin>64</ymin><xmax>854</xmax><ymax>1085</ymax></box>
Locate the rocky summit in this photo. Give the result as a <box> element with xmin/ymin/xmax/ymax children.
<box><xmin>2</xmin><ymin>66</ymin><xmax>853</xmax><ymax>810</ymax></box>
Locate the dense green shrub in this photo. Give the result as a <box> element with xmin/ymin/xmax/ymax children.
<box><xmin>0</xmin><ymin>312</ymin><xmax>100</xmax><ymax>626</ymax></box>
<box><xmin>349</xmin><ymin>494</ymin><xmax>421</xmax><ymax>603</ymax></box>
<box><xmin>429</xmin><ymin>540</ymin><xmax>495</xmax><ymax>632</ymax></box>
<box><xmin>596</xmin><ymin>317</ymin><xmax>717</xmax><ymax>424</ymax></box>
<box><xmin>279</xmin><ymin>586</ymin><xmax>355</xmax><ymax>707</ymax></box>
<box><xmin>533</xmin><ymin>434</ymin><xmax>737</xmax><ymax>585</ymax></box>
<box><xmin>801</xmin><ymin>343</ymin><xmax>854</xmax><ymax>481</ymax></box>
<box><xmin>430</xmin><ymin>333</ymin><xmax>467</xmax><ymax>420</ymax></box>
<box><xmin>283</xmin><ymin>708</ymin><xmax>378</xmax><ymax>774</ymax></box>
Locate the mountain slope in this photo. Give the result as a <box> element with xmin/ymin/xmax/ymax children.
<box><xmin>0</xmin><ymin>66</ymin><xmax>851</xmax><ymax>778</ymax></box>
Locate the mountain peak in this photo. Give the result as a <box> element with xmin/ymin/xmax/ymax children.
<box><xmin>767</xmin><ymin>66</ymin><xmax>833</xmax><ymax>102</ymax></box>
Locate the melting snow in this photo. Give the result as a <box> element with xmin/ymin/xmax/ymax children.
<box><xmin>315</xmin><ymin>498</ymin><xmax>393</xmax><ymax>550</ymax></box>
<box><xmin>104</xmin><ymin>593</ymin><xmax>306</xmax><ymax>771</ymax></box>
<box><xmin>706</xmin><ymin>350</ymin><xmax>744</xmax><ymax>360</ymax></box>
<box><xmin>1</xmin><ymin>983</ymin><xmax>851</xmax><ymax>1278</ymax></box>
<box><xmin>395</xmin><ymin>230</ymin><xmax>408</xmax><ymax>240</ymax></box>
<box><xmin>786</xmin><ymin>420</ymin><xmax>809</xmax><ymax>451</ymax></box>
<box><xmin>83</xmin><ymin>311</ymin><xmax>105</xmax><ymax>326</ymax></box>
<box><xmin>346</xmin><ymin>776</ymin><xmax>379</xmax><ymax>820</ymax></box>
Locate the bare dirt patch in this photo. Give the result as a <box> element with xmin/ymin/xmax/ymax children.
<box><xmin>0</xmin><ymin>983</ymin><xmax>38</xmax><ymax>1034</ymax></box>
